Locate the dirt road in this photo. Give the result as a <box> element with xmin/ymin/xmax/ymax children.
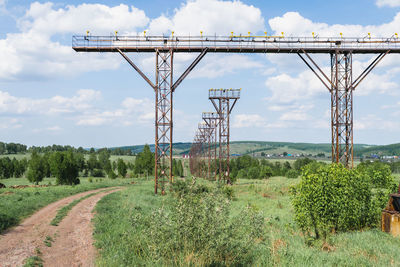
<box><xmin>0</xmin><ymin>187</ymin><xmax>122</xmax><ymax>267</ymax></box>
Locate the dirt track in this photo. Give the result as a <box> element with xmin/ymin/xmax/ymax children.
<box><xmin>0</xmin><ymin>187</ymin><xmax>122</xmax><ymax>267</ymax></box>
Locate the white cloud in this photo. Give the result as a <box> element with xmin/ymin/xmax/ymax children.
<box><xmin>0</xmin><ymin>2</ymin><xmax>150</xmax><ymax>80</ymax></box>
<box><xmin>148</xmin><ymin>0</ymin><xmax>265</xmax><ymax>35</ymax></box>
<box><xmin>76</xmin><ymin>97</ymin><xmax>153</xmax><ymax>126</ymax></box>
<box><xmin>0</xmin><ymin>89</ymin><xmax>100</xmax><ymax>115</ymax></box>
<box><xmin>355</xmin><ymin>114</ymin><xmax>399</xmax><ymax>130</ymax></box>
<box><xmin>191</xmin><ymin>54</ymin><xmax>264</xmax><ymax>78</ymax></box>
<box><xmin>265</xmin><ymin>71</ymin><xmax>326</xmax><ymax>104</ymax></box>
<box><xmin>376</xmin><ymin>0</ymin><xmax>400</xmax><ymax>7</ymax></box>
<box><xmin>268</xmin><ymin>11</ymin><xmax>400</xmax><ymax>37</ymax></box>
<box><xmin>232</xmin><ymin>114</ymin><xmax>266</xmax><ymax>128</ymax></box>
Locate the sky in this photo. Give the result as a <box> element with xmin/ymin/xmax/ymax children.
<box><xmin>1</xmin><ymin>0</ymin><xmax>400</xmax><ymax>147</ymax></box>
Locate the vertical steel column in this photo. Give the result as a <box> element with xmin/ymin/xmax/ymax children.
<box><xmin>219</xmin><ymin>98</ymin><xmax>230</xmax><ymax>183</ymax></box>
<box><xmin>155</xmin><ymin>49</ymin><xmax>173</xmax><ymax>194</ymax></box>
<box><xmin>331</xmin><ymin>51</ymin><xmax>353</xmax><ymax>167</ymax></box>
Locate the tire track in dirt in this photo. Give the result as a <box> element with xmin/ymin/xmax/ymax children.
<box><xmin>0</xmin><ymin>187</ymin><xmax>122</xmax><ymax>267</ymax></box>
<box><xmin>41</xmin><ymin>188</ymin><xmax>122</xmax><ymax>267</ymax></box>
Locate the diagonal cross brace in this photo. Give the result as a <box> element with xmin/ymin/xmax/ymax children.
<box><xmin>172</xmin><ymin>48</ymin><xmax>208</xmax><ymax>91</ymax></box>
<box><xmin>298</xmin><ymin>50</ymin><xmax>334</xmax><ymax>92</ymax></box>
<box><xmin>117</xmin><ymin>48</ymin><xmax>156</xmax><ymax>90</ymax></box>
<box><xmin>299</xmin><ymin>49</ymin><xmax>390</xmax><ymax>92</ymax></box>
<box><xmin>352</xmin><ymin>50</ymin><xmax>390</xmax><ymax>89</ymax></box>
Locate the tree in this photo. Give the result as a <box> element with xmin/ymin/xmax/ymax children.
<box><xmin>27</xmin><ymin>152</ymin><xmax>45</xmax><ymax>185</ymax></box>
<box><xmin>87</xmin><ymin>153</ymin><xmax>98</xmax><ymax>171</ymax></box>
<box><xmin>259</xmin><ymin>166</ymin><xmax>273</xmax><ymax>179</ymax></box>
<box><xmin>49</xmin><ymin>151</ymin><xmax>80</xmax><ymax>185</ymax></box>
<box><xmin>135</xmin><ymin>144</ymin><xmax>154</xmax><ymax>175</ymax></box>
<box><xmin>117</xmin><ymin>158</ymin><xmax>127</xmax><ymax>178</ymax></box>
<box><xmin>98</xmin><ymin>149</ymin><xmax>112</xmax><ymax>172</ymax></box>
<box><xmin>247</xmin><ymin>167</ymin><xmax>260</xmax><ymax>179</ymax></box>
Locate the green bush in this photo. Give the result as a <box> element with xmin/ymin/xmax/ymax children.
<box><xmin>285</xmin><ymin>169</ymin><xmax>299</xmax><ymax>178</ymax></box>
<box><xmin>357</xmin><ymin>161</ymin><xmax>395</xmax><ymax>188</ymax></box>
<box><xmin>290</xmin><ymin>164</ymin><xmax>394</xmax><ymax>240</ymax></box>
<box><xmin>130</xmin><ymin>183</ymin><xmax>266</xmax><ymax>265</ymax></box>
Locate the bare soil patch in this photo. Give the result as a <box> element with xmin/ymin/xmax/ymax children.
<box><xmin>0</xmin><ymin>187</ymin><xmax>121</xmax><ymax>267</ymax></box>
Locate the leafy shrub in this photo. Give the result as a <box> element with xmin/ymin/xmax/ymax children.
<box><xmin>290</xmin><ymin>164</ymin><xmax>395</xmax><ymax>240</ymax></box>
<box><xmin>293</xmin><ymin>158</ymin><xmax>315</xmax><ymax>172</ymax></box>
<box><xmin>90</xmin><ymin>169</ymin><xmax>105</xmax><ymax>177</ymax></box>
<box><xmin>357</xmin><ymin>161</ymin><xmax>395</xmax><ymax>188</ymax></box>
<box><xmin>130</xmin><ymin>183</ymin><xmax>266</xmax><ymax>265</ymax></box>
<box><xmin>247</xmin><ymin>166</ymin><xmax>260</xmax><ymax>179</ymax></box>
<box><xmin>285</xmin><ymin>169</ymin><xmax>299</xmax><ymax>178</ymax></box>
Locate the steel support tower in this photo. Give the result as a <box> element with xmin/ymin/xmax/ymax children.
<box><xmin>298</xmin><ymin>49</ymin><xmax>388</xmax><ymax>167</ymax></box>
<box><xmin>112</xmin><ymin>45</ymin><xmax>206</xmax><ymax>194</ymax></box>
<box><xmin>73</xmin><ymin>34</ymin><xmax>397</xmax><ymax>182</ymax></box>
<box><xmin>209</xmin><ymin>89</ymin><xmax>241</xmax><ymax>183</ymax></box>
<box><xmin>202</xmin><ymin>112</ymin><xmax>219</xmax><ymax>180</ymax></box>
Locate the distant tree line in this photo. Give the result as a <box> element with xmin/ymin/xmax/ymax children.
<box><xmin>2</xmin><ymin>144</ymin><xmax>185</xmax><ymax>185</ymax></box>
<box><xmin>0</xmin><ymin>142</ymin><xmax>27</xmax><ymax>154</ymax></box>
<box><xmin>228</xmin><ymin>156</ymin><xmax>321</xmax><ymax>180</ymax></box>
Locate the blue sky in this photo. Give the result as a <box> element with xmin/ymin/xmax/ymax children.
<box><xmin>1</xmin><ymin>0</ymin><xmax>400</xmax><ymax>147</ymax></box>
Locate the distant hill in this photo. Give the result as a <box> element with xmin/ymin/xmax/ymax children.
<box><xmin>110</xmin><ymin>141</ymin><xmax>390</xmax><ymax>157</ymax></box>
<box><xmin>355</xmin><ymin>143</ymin><xmax>400</xmax><ymax>156</ymax></box>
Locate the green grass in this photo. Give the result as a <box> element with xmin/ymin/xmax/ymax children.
<box><xmin>50</xmin><ymin>189</ymin><xmax>110</xmax><ymax>226</ymax></box>
<box><xmin>23</xmin><ymin>255</ymin><xmax>43</xmax><ymax>267</ymax></box>
<box><xmin>93</xmin><ymin>177</ymin><xmax>400</xmax><ymax>266</ymax></box>
<box><xmin>0</xmin><ymin>177</ymin><xmax>131</xmax><ymax>233</ymax></box>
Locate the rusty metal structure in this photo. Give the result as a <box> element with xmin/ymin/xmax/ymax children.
<box><xmin>202</xmin><ymin>112</ymin><xmax>219</xmax><ymax>179</ymax></box>
<box><xmin>382</xmin><ymin>185</ymin><xmax>400</xmax><ymax>237</ymax></box>
<box><xmin>208</xmin><ymin>89</ymin><xmax>241</xmax><ymax>183</ymax></box>
<box><xmin>73</xmin><ymin>34</ymin><xmax>400</xmax><ymax>192</ymax></box>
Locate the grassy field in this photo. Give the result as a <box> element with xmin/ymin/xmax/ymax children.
<box><xmin>0</xmin><ymin>177</ymin><xmax>132</xmax><ymax>233</ymax></box>
<box><xmin>93</xmin><ymin>177</ymin><xmax>400</xmax><ymax>266</ymax></box>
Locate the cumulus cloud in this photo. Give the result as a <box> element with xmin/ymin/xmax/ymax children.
<box><xmin>0</xmin><ymin>2</ymin><xmax>150</xmax><ymax>80</ymax></box>
<box><xmin>265</xmin><ymin>71</ymin><xmax>326</xmax><ymax>104</ymax></box>
<box><xmin>76</xmin><ymin>97</ymin><xmax>153</xmax><ymax>126</ymax></box>
<box><xmin>269</xmin><ymin>11</ymin><xmax>400</xmax><ymax>37</ymax></box>
<box><xmin>355</xmin><ymin>114</ymin><xmax>400</xmax><ymax>130</ymax></box>
<box><xmin>148</xmin><ymin>0</ymin><xmax>265</xmax><ymax>35</ymax></box>
<box><xmin>0</xmin><ymin>89</ymin><xmax>100</xmax><ymax>115</ymax></box>
<box><xmin>376</xmin><ymin>0</ymin><xmax>400</xmax><ymax>7</ymax></box>
<box><xmin>232</xmin><ymin>114</ymin><xmax>266</xmax><ymax>128</ymax></box>
<box><xmin>190</xmin><ymin>54</ymin><xmax>264</xmax><ymax>78</ymax></box>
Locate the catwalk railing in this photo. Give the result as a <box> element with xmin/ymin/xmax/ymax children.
<box><xmin>73</xmin><ymin>35</ymin><xmax>400</xmax><ymax>53</ymax></box>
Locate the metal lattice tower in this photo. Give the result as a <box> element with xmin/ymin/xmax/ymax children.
<box><xmin>155</xmin><ymin>50</ymin><xmax>173</xmax><ymax>194</ymax></box>
<box><xmin>202</xmin><ymin>112</ymin><xmax>219</xmax><ymax>180</ymax></box>
<box><xmin>209</xmin><ymin>89</ymin><xmax>241</xmax><ymax>183</ymax></box>
<box><xmin>298</xmin><ymin>48</ymin><xmax>388</xmax><ymax>167</ymax></box>
<box><xmin>331</xmin><ymin>52</ymin><xmax>353</xmax><ymax>167</ymax></box>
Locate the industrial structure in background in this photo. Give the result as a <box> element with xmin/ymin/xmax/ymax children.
<box><xmin>189</xmin><ymin>89</ymin><xmax>241</xmax><ymax>183</ymax></box>
<box><xmin>209</xmin><ymin>88</ymin><xmax>241</xmax><ymax>183</ymax></box>
<box><xmin>73</xmin><ymin>33</ymin><xmax>400</xmax><ymax>193</ymax></box>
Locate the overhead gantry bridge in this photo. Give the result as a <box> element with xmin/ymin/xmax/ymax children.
<box><xmin>73</xmin><ymin>33</ymin><xmax>400</xmax><ymax>194</ymax></box>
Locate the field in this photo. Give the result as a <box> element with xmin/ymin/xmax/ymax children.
<box><xmin>0</xmin><ymin>177</ymin><xmax>132</xmax><ymax>232</ymax></box>
<box><xmin>92</xmin><ymin>177</ymin><xmax>400</xmax><ymax>266</ymax></box>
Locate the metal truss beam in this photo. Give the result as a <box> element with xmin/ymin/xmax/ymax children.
<box><xmin>301</xmin><ymin>50</ymin><xmax>389</xmax><ymax>167</ymax></box>
<box><xmin>331</xmin><ymin>51</ymin><xmax>353</xmax><ymax>167</ymax></box>
<box><xmin>172</xmin><ymin>48</ymin><xmax>208</xmax><ymax>91</ymax></box>
<box><xmin>117</xmin><ymin>48</ymin><xmax>208</xmax><ymax>194</ymax></box>
<box><xmin>117</xmin><ymin>48</ymin><xmax>155</xmax><ymax>89</ymax></box>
